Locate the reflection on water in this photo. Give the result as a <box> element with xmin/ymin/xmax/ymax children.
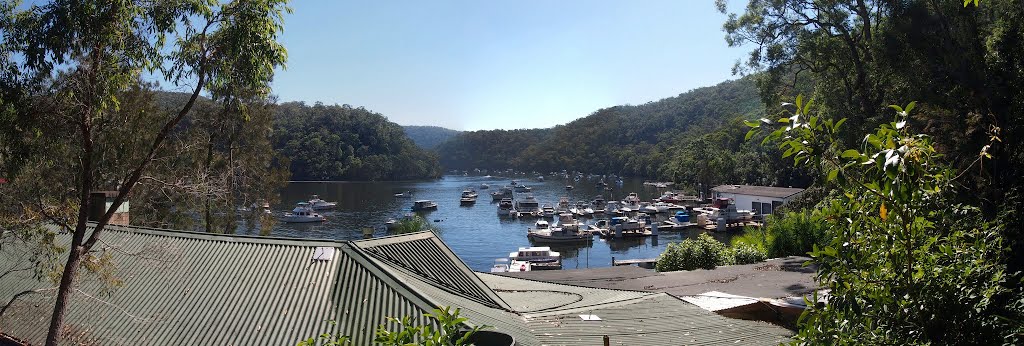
<box><xmin>254</xmin><ymin>175</ymin><xmax>735</xmax><ymax>272</ymax></box>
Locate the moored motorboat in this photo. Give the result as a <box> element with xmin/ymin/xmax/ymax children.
<box><xmin>497</xmin><ymin>198</ymin><xmax>517</xmax><ymax>217</ymax></box>
<box><xmin>527</xmin><ymin>213</ymin><xmax>592</xmax><ymax>243</ymax></box>
<box><xmin>479</xmin><ymin>183</ymin><xmax>490</xmax><ymax>190</ymax></box>
<box><xmin>490</xmin><ymin>187</ymin><xmax>513</xmax><ymax>201</ymax></box>
<box><xmin>460</xmin><ymin>189</ymin><xmax>478</xmax><ymax>205</ymax></box>
<box><xmin>508</xmin><ymin>246</ymin><xmax>561</xmax><ymax>270</ymax></box>
<box><xmin>280</xmin><ymin>202</ymin><xmax>326</xmax><ymax>223</ymax></box>
<box><xmin>308</xmin><ymin>194</ymin><xmax>337</xmax><ymax>210</ymax></box>
<box><xmin>515</xmin><ymin>194</ymin><xmax>541</xmax><ymax>217</ymax></box>
<box><xmin>411</xmin><ymin>200</ymin><xmax>438</xmax><ymax>211</ymax></box>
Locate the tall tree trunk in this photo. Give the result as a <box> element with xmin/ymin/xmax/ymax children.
<box><xmin>44</xmin><ymin>243</ymin><xmax>84</xmax><ymax>346</ymax></box>
<box><xmin>205</xmin><ymin>140</ymin><xmax>214</xmax><ymax>233</ymax></box>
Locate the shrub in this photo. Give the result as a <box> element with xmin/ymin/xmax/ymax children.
<box><xmin>731</xmin><ymin>243</ymin><xmax>767</xmax><ymax>264</ymax></box>
<box><xmin>656</xmin><ymin>233</ymin><xmax>731</xmax><ymax>271</ymax></box>
<box><xmin>390</xmin><ymin>215</ymin><xmax>435</xmax><ymax>234</ymax></box>
<box><xmin>762</xmin><ymin>210</ymin><xmax>827</xmax><ymax>258</ymax></box>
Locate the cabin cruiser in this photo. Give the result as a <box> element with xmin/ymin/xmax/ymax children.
<box><xmin>308</xmin><ymin>194</ymin><xmax>337</xmax><ymax>210</ymax></box>
<box><xmin>394</xmin><ymin>191</ymin><xmax>412</xmax><ymax>198</ymax></box>
<box><xmin>508</xmin><ymin>246</ymin><xmax>561</xmax><ymax>270</ymax></box>
<box><xmin>280</xmin><ymin>202</ymin><xmax>326</xmax><ymax>223</ymax></box>
<box><xmin>513</xmin><ymin>184</ymin><xmax>532</xmax><ymax>192</ymax></box>
<box><xmin>479</xmin><ymin>183</ymin><xmax>490</xmax><ymax>190</ymax></box>
<box><xmin>411</xmin><ymin>200</ymin><xmax>438</xmax><ymax>211</ymax></box>
<box><xmin>622</xmin><ymin>192</ymin><xmax>642</xmax><ymax>211</ymax></box>
<box><xmin>570</xmin><ymin>201</ymin><xmax>595</xmax><ymax>217</ymax></box>
<box><xmin>527</xmin><ymin>214</ymin><xmax>592</xmax><ymax>243</ymax></box>
<box><xmin>497</xmin><ymin>198</ymin><xmax>517</xmax><ymax>217</ymax></box>
<box><xmin>604</xmin><ymin>201</ymin><xmax>623</xmax><ymax>215</ymax></box>
<box><xmin>556</xmin><ymin>197</ymin><xmax>571</xmax><ymax>214</ymax></box>
<box><xmin>460</xmin><ymin>189</ymin><xmax>478</xmax><ymax>205</ymax></box>
<box><xmin>490</xmin><ymin>187</ymin><xmax>513</xmax><ymax>201</ymax></box>
<box><xmin>541</xmin><ymin>204</ymin><xmax>556</xmax><ymax>218</ymax></box>
<box><xmin>515</xmin><ymin>195</ymin><xmax>541</xmax><ymax>216</ymax></box>
<box><xmin>590</xmin><ymin>196</ymin><xmax>607</xmax><ymax>211</ymax></box>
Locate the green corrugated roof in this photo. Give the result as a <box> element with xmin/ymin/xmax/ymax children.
<box><xmin>0</xmin><ymin>225</ymin><xmax>472</xmax><ymax>345</ymax></box>
<box><xmin>0</xmin><ymin>223</ymin><xmax>791</xmax><ymax>346</ymax></box>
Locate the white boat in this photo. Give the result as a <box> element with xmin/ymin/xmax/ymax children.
<box><xmin>541</xmin><ymin>204</ymin><xmax>555</xmax><ymax>218</ymax></box>
<box><xmin>622</xmin><ymin>192</ymin><xmax>642</xmax><ymax>211</ymax></box>
<box><xmin>411</xmin><ymin>200</ymin><xmax>438</xmax><ymax>211</ymax></box>
<box><xmin>497</xmin><ymin>198</ymin><xmax>517</xmax><ymax>217</ymax></box>
<box><xmin>527</xmin><ymin>214</ymin><xmax>592</xmax><ymax>243</ymax></box>
<box><xmin>280</xmin><ymin>202</ymin><xmax>326</xmax><ymax>223</ymax></box>
<box><xmin>394</xmin><ymin>191</ymin><xmax>412</xmax><ymax>198</ymax></box>
<box><xmin>590</xmin><ymin>196</ymin><xmax>606</xmax><ymax>211</ymax></box>
<box><xmin>604</xmin><ymin>201</ymin><xmax>623</xmax><ymax>215</ymax></box>
<box><xmin>508</xmin><ymin>246</ymin><xmax>561</xmax><ymax>270</ymax></box>
<box><xmin>556</xmin><ymin>197</ymin><xmax>571</xmax><ymax>214</ymax></box>
<box><xmin>479</xmin><ymin>183</ymin><xmax>490</xmax><ymax>190</ymax></box>
<box><xmin>513</xmin><ymin>184</ymin><xmax>532</xmax><ymax>192</ymax></box>
<box><xmin>460</xmin><ymin>189</ymin><xmax>478</xmax><ymax>205</ymax></box>
<box><xmin>308</xmin><ymin>194</ymin><xmax>337</xmax><ymax>210</ymax></box>
<box><xmin>638</xmin><ymin>203</ymin><xmax>659</xmax><ymax>214</ymax></box>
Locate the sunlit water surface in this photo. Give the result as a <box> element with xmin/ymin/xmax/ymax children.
<box><xmin>236</xmin><ymin>175</ymin><xmax>732</xmax><ymax>272</ymax></box>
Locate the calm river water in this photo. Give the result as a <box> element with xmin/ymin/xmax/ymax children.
<box><xmin>240</xmin><ymin>175</ymin><xmax>731</xmax><ymax>272</ymax></box>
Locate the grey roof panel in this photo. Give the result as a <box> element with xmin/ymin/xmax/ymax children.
<box><xmin>711</xmin><ymin>185</ymin><xmax>805</xmax><ymax>198</ymax></box>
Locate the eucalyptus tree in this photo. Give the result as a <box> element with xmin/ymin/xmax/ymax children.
<box><xmin>0</xmin><ymin>0</ymin><xmax>289</xmax><ymax>344</ymax></box>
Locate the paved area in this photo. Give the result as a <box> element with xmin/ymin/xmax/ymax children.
<box><xmin>500</xmin><ymin>256</ymin><xmax>818</xmax><ymax>299</ymax></box>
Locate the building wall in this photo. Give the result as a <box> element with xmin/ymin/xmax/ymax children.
<box><xmin>715</xmin><ymin>192</ymin><xmax>792</xmax><ymax>215</ymax></box>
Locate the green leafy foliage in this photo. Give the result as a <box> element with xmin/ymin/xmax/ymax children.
<box><xmin>730</xmin><ymin>242</ymin><xmax>768</xmax><ymax>265</ymax></box>
<box><xmin>655</xmin><ymin>233</ymin><xmax>732</xmax><ymax>271</ymax></box>
<box><xmin>374</xmin><ymin>306</ymin><xmax>486</xmax><ymax>346</ymax></box>
<box><xmin>402</xmin><ymin>125</ymin><xmax>462</xmax><ymax>150</ymax></box>
<box><xmin>274</xmin><ymin>102</ymin><xmax>442</xmax><ymax>181</ymax></box>
<box><xmin>389</xmin><ymin>215</ymin><xmax>436</xmax><ymax>235</ymax></box>
<box><xmin>749</xmin><ymin>97</ymin><xmax>1024</xmax><ymax>344</ymax></box>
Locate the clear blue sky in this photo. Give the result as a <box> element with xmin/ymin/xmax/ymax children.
<box><xmin>273</xmin><ymin>1</ymin><xmax>748</xmax><ymax>131</ymax></box>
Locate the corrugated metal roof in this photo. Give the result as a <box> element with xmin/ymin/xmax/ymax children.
<box><xmin>521</xmin><ymin>294</ymin><xmax>791</xmax><ymax>346</ymax></box>
<box><xmin>0</xmin><ymin>226</ymin><xmax>452</xmax><ymax>345</ymax></box>
<box><xmin>354</xmin><ymin>232</ymin><xmax>510</xmax><ymax>310</ymax></box>
<box><xmin>479</xmin><ymin>273</ymin><xmax>792</xmax><ymax>346</ymax></box>
<box><xmin>1</xmin><ymin>224</ymin><xmax>791</xmax><ymax>346</ymax></box>
<box><xmin>711</xmin><ymin>185</ymin><xmax>805</xmax><ymax>198</ymax></box>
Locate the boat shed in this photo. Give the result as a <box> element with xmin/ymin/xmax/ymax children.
<box><xmin>711</xmin><ymin>185</ymin><xmax>806</xmax><ymax>215</ymax></box>
<box><xmin>0</xmin><ymin>224</ymin><xmax>790</xmax><ymax>345</ymax></box>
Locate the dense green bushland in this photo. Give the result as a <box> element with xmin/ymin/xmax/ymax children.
<box><xmin>748</xmin><ymin>97</ymin><xmax>1024</xmax><ymax>344</ymax></box>
<box><xmin>274</xmin><ymin>102</ymin><xmax>442</xmax><ymax>181</ymax></box>
<box><xmin>731</xmin><ymin>210</ymin><xmax>827</xmax><ymax>259</ymax></box>
<box><xmin>435</xmin><ymin>77</ymin><xmax>813</xmax><ymax>190</ymax></box>
<box><xmin>403</xmin><ymin>125</ymin><xmax>462</xmax><ymax>150</ymax></box>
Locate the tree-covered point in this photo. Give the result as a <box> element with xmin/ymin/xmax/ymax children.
<box><xmin>274</xmin><ymin>102</ymin><xmax>442</xmax><ymax>181</ymax></box>
<box><xmin>402</xmin><ymin>125</ymin><xmax>462</xmax><ymax>149</ymax></box>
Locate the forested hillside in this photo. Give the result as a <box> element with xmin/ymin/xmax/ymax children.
<box><xmin>402</xmin><ymin>125</ymin><xmax>461</xmax><ymax>149</ymax></box>
<box><xmin>435</xmin><ymin>128</ymin><xmax>552</xmax><ymax>171</ymax></box>
<box><xmin>274</xmin><ymin>102</ymin><xmax>442</xmax><ymax>181</ymax></box>
<box><xmin>435</xmin><ymin>77</ymin><xmax>809</xmax><ymax>188</ymax></box>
